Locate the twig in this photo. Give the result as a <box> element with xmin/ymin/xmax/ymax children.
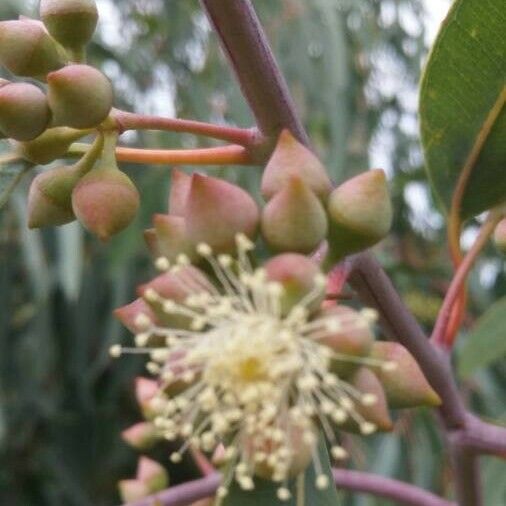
<box><xmin>112</xmin><ymin>109</ymin><xmax>261</xmax><ymax>147</ymax></box>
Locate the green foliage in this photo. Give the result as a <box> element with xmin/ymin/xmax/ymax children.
<box><xmin>420</xmin><ymin>0</ymin><xmax>506</xmax><ymax>219</ymax></box>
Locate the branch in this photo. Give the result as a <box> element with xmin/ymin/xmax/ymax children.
<box><xmin>459</xmin><ymin>414</ymin><xmax>506</xmax><ymax>458</ymax></box>
<box><xmin>112</xmin><ymin>109</ymin><xmax>261</xmax><ymax>147</ymax></box>
<box><xmin>68</xmin><ymin>143</ymin><xmax>254</xmax><ymax>166</ymax></box>
<box><xmin>200</xmin><ymin>0</ymin><xmax>308</xmax><ymax>146</ymax></box>
<box><xmin>449</xmin><ymin>443</ymin><xmax>482</xmax><ymax>506</ymax></box>
<box><xmin>347</xmin><ymin>253</ymin><xmax>467</xmax><ymax>429</ymax></box>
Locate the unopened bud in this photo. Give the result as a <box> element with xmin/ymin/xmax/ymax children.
<box><xmin>493</xmin><ymin>218</ymin><xmax>506</xmax><ymax>253</ymax></box>
<box><xmin>121</xmin><ymin>422</ymin><xmax>158</xmax><ymax>451</ymax></box>
<box><xmin>261</xmin><ymin>177</ymin><xmax>327</xmax><ymax>254</ymax></box>
<box><xmin>261</xmin><ymin>130</ymin><xmax>332</xmax><ymax>201</ymax></box>
<box><xmin>185</xmin><ymin>174</ymin><xmax>259</xmax><ymax>253</ymax></box>
<box><xmin>136</xmin><ymin>457</ymin><xmax>169</xmax><ymax>492</ymax></box>
<box><xmin>371</xmin><ymin>342</ymin><xmax>441</xmax><ymax>408</ymax></box>
<box><xmin>0</xmin><ymin>83</ymin><xmax>50</xmax><ymax>141</ymax></box>
<box><xmin>318</xmin><ymin>305</ymin><xmax>374</xmax><ymax>378</ymax></box>
<box><xmin>168</xmin><ymin>169</ymin><xmax>192</xmax><ymax>216</ymax></box>
<box><xmin>15</xmin><ymin>126</ymin><xmax>93</xmax><ymax>165</ymax></box>
<box><xmin>327</xmin><ymin>169</ymin><xmax>392</xmax><ymax>261</ymax></box>
<box><xmin>40</xmin><ymin>0</ymin><xmax>98</xmax><ymax>51</ymax></box>
<box><xmin>264</xmin><ymin>253</ymin><xmax>325</xmax><ymax>315</ymax></box>
<box><xmin>47</xmin><ymin>64</ymin><xmax>113</xmax><ymax>129</ymax></box>
<box><xmin>0</xmin><ymin>20</ymin><xmax>65</xmax><ymax>78</ymax></box>
<box><xmin>134</xmin><ymin>377</ymin><xmax>159</xmax><ymax>419</ymax></box>
<box><xmin>114</xmin><ymin>298</ymin><xmax>156</xmax><ymax>334</ymax></box>
<box><xmin>118</xmin><ymin>480</ymin><xmax>149</xmax><ymax>502</ymax></box>
<box><xmin>151</xmin><ymin>214</ymin><xmax>195</xmax><ymax>263</ymax></box>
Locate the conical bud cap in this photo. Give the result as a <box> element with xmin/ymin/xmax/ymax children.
<box><xmin>168</xmin><ymin>169</ymin><xmax>192</xmax><ymax>216</ymax></box>
<box><xmin>261</xmin><ymin>177</ymin><xmax>327</xmax><ymax>254</ymax></box>
<box><xmin>0</xmin><ymin>83</ymin><xmax>50</xmax><ymax>141</ymax></box>
<box><xmin>48</xmin><ymin>64</ymin><xmax>113</xmax><ymax>128</ymax></box>
<box><xmin>152</xmin><ymin>214</ymin><xmax>195</xmax><ymax>262</ymax></box>
<box><xmin>261</xmin><ymin>130</ymin><xmax>332</xmax><ymax>201</ymax></box>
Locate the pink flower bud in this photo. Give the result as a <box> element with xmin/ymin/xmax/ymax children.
<box><xmin>114</xmin><ymin>298</ymin><xmax>156</xmax><ymax>334</ymax></box>
<box><xmin>143</xmin><ymin>228</ymin><xmax>160</xmax><ymax>257</ymax></box>
<box><xmin>0</xmin><ymin>82</ymin><xmax>50</xmax><ymax>141</ymax></box>
<box><xmin>371</xmin><ymin>342</ymin><xmax>441</xmax><ymax>408</ymax></box>
<box><xmin>261</xmin><ymin>176</ymin><xmax>327</xmax><ymax>253</ymax></box>
<box><xmin>15</xmin><ymin>126</ymin><xmax>93</xmax><ymax>165</ymax></box>
<box><xmin>264</xmin><ymin>253</ymin><xmax>325</xmax><ymax>315</ymax></box>
<box><xmin>261</xmin><ymin>130</ymin><xmax>332</xmax><ymax>201</ymax></box>
<box><xmin>40</xmin><ymin>0</ymin><xmax>98</xmax><ymax>51</ymax></box>
<box><xmin>152</xmin><ymin>214</ymin><xmax>195</xmax><ymax>263</ymax></box>
<box><xmin>318</xmin><ymin>305</ymin><xmax>374</xmax><ymax>378</ymax></box>
<box><xmin>184</xmin><ymin>174</ymin><xmax>259</xmax><ymax>253</ymax></box>
<box><xmin>134</xmin><ymin>377</ymin><xmax>159</xmax><ymax>418</ymax></box>
<box><xmin>118</xmin><ymin>480</ymin><xmax>149</xmax><ymax>502</ymax></box>
<box><xmin>493</xmin><ymin>218</ymin><xmax>506</xmax><ymax>253</ymax></box>
<box><xmin>47</xmin><ymin>64</ymin><xmax>113</xmax><ymax>129</ymax></box>
<box><xmin>136</xmin><ymin>456</ymin><xmax>169</xmax><ymax>492</ymax></box>
<box><xmin>72</xmin><ymin>165</ymin><xmax>139</xmax><ymax>241</ymax></box>
<box><xmin>327</xmin><ymin>169</ymin><xmax>393</xmax><ymax>261</ymax></box>
<box><xmin>121</xmin><ymin>422</ymin><xmax>158</xmax><ymax>451</ymax></box>
<box><xmin>168</xmin><ymin>169</ymin><xmax>192</xmax><ymax>216</ymax></box>
<box><xmin>341</xmin><ymin>367</ymin><xmax>393</xmax><ymax>433</ymax></box>
<box><xmin>0</xmin><ymin>20</ymin><xmax>65</xmax><ymax>78</ymax></box>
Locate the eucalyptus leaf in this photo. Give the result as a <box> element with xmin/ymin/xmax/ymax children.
<box><xmin>458</xmin><ymin>297</ymin><xmax>506</xmax><ymax>377</ymax></box>
<box><xmin>419</xmin><ymin>0</ymin><xmax>506</xmax><ymax>219</ymax></box>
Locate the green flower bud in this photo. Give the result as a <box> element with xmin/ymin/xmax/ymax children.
<box><xmin>151</xmin><ymin>214</ymin><xmax>196</xmax><ymax>263</ymax></box>
<box><xmin>340</xmin><ymin>367</ymin><xmax>393</xmax><ymax>434</ymax></box>
<box><xmin>371</xmin><ymin>342</ymin><xmax>441</xmax><ymax>409</ymax></box>
<box><xmin>40</xmin><ymin>0</ymin><xmax>98</xmax><ymax>51</ymax></box>
<box><xmin>185</xmin><ymin>174</ymin><xmax>259</xmax><ymax>254</ymax></box>
<box><xmin>264</xmin><ymin>253</ymin><xmax>325</xmax><ymax>315</ymax></box>
<box><xmin>493</xmin><ymin>218</ymin><xmax>506</xmax><ymax>253</ymax></box>
<box><xmin>47</xmin><ymin>64</ymin><xmax>113</xmax><ymax>128</ymax></box>
<box><xmin>121</xmin><ymin>422</ymin><xmax>158</xmax><ymax>451</ymax></box>
<box><xmin>318</xmin><ymin>305</ymin><xmax>374</xmax><ymax>378</ymax></box>
<box><xmin>168</xmin><ymin>169</ymin><xmax>192</xmax><ymax>216</ymax></box>
<box><xmin>118</xmin><ymin>480</ymin><xmax>149</xmax><ymax>502</ymax></box>
<box><xmin>15</xmin><ymin>126</ymin><xmax>92</xmax><ymax>165</ymax></box>
<box><xmin>261</xmin><ymin>130</ymin><xmax>332</xmax><ymax>201</ymax></box>
<box><xmin>0</xmin><ymin>20</ymin><xmax>65</xmax><ymax>78</ymax></box>
<box><xmin>261</xmin><ymin>176</ymin><xmax>327</xmax><ymax>254</ymax></box>
<box><xmin>27</xmin><ymin>135</ymin><xmax>103</xmax><ymax>228</ymax></box>
<box><xmin>136</xmin><ymin>457</ymin><xmax>169</xmax><ymax>493</ymax></box>
<box><xmin>0</xmin><ymin>83</ymin><xmax>50</xmax><ymax>141</ymax></box>
<box><xmin>327</xmin><ymin>169</ymin><xmax>393</xmax><ymax>261</ymax></box>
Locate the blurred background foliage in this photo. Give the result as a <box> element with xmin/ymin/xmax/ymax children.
<box><xmin>0</xmin><ymin>0</ymin><xmax>504</xmax><ymax>504</ymax></box>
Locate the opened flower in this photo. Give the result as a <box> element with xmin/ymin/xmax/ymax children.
<box><xmin>111</xmin><ymin>235</ymin><xmax>395</xmax><ymax>501</ymax></box>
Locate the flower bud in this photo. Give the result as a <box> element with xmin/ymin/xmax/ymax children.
<box><xmin>15</xmin><ymin>126</ymin><xmax>92</xmax><ymax>165</ymax></box>
<box><xmin>264</xmin><ymin>253</ymin><xmax>325</xmax><ymax>315</ymax></box>
<box><xmin>169</xmin><ymin>169</ymin><xmax>192</xmax><ymax>216</ymax></box>
<box><xmin>371</xmin><ymin>342</ymin><xmax>441</xmax><ymax>408</ymax></box>
<box><xmin>135</xmin><ymin>377</ymin><xmax>159</xmax><ymax>419</ymax></box>
<box><xmin>493</xmin><ymin>218</ymin><xmax>506</xmax><ymax>254</ymax></box>
<box><xmin>143</xmin><ymin>228</ymin><xmax>160</xmax><ymax>257</ymax></box>
<box><xmin>0</xmin><ymin>20</ymin><xmax>65</xmax><ymax>78</ymax></box>
<box><xmin>114</xmin><ymin>298</ymin><xmax>157</xmax><ymax>334</ymax></box>
<box><xmin>0</xmin><ymin>83</ymin><xmax>50</xmax><ymax>141</ymax></box>
<box><xmin>118</xmin><ymin>480</ymin><xmax>149</xmax><ymax>502</ymax></box>
<box><xmin>72</xmin><ymin>162</ymin><xmax>139</xmax><ymax>240</ymax></box>
<box><xmin>261</xmin><ymin>177</ymin><xmax>327</xmax><ymax>254</ymax></box>
<box><xmin>136</xmin><ymin>456</ymin><xmax>169</xmax><ymax>493</ymax></box>
<box><xmin>47</xmin><ymin>64</ymin><xmax>113</xmax><ymax>128</ymax></box>
<box><xmin>185</xmin><ymin>174</ymin><xmax>259</xmax><ymax>253</ymax></box>
<box><xmin>121</xmin><ymin>422</ymin><xmax>158</xmax><ymax>451</ymax></box>
<box><xmin>151</xmin><ymin>214</ymin><xmax>196</xmax><ymax>263</ymax></box>
<box><xmin>261</xmin><ymin>130</ymin><xmax>332</xmax><ymax>201</ymax></box>
<box><xmin>341</xmin><ymin>367</ymin><xmax>392</xmax><ymax>433</ymax></box>
<box><xmin>318</xmin><ymin>305</ymin><xmax>374</xmax><ymax>378</ymax></box>
<box><xmin>40</xmin><ymin>0</ymin><xmax>98</xmax><ymax>51</ymax></box>
<box><xmin>327</xmin><ymin>169</ymin><xmax>393</xmax><ymax>261</ymax></box>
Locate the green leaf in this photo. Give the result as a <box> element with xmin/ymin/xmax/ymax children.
<box><xmin>419</xmin><ymin>0</ymin><xmax>506</xmax><ymax>219</ymax></box>
<box><xmin>0</xmin><ymin>160</ymin><xmax>30</xmax><ymax>210</ymax></box>
<box><xmin>458</xmin><ymin>297</ymin><xmax>506</xmax><ymax>377</ymax></box>
<box><xmin>222</xmin><ymin>438</ymin><xmax>339</xmax><ymax>506</ymax></box>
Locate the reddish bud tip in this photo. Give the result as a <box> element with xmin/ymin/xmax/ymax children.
<box><xmin>134</xmin><ymin>377</ymin><xmax>159</xmax><ymax>418</ymax></box>
<box><xmin>169</xmin><ymin>169</ymin><xmax>192</xmax><ymax>216</ymax></box>
<box><xmin>121</xmin><ymin>422</ymin><xmax>158</xmax><ymax>451</ymax></box>
<box><xmin>114</xmin><ymin>298</ymin><xmax>156</xmax><ymax>333</ymax></box>
<box><xmin>261</xmin><ymin>177</ymin><xmax>327</xmax><ymax>254</ymax></box>
<box><xmin>136</xmin><ymin>457</ymin><xmax>169</xmax><ymax>492</ymax></box>
<box><xmin>47</xmin><ymin>64</ymin><xmax>113</xmax><ymax>129</ymax></box>
<box><xmin>152</xmin><ymin>214</ymin><xmax>195</xmax><ymax>262</ymax></box>
<box><xmin>185</xmin><ymin>174</ymin><xmax>259</xmax><ymax>253</ymax></box>
<box><xmin>261</xmin><ymin>130</ymin><xmax>332</xmax><ymax>201</ymax></box>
